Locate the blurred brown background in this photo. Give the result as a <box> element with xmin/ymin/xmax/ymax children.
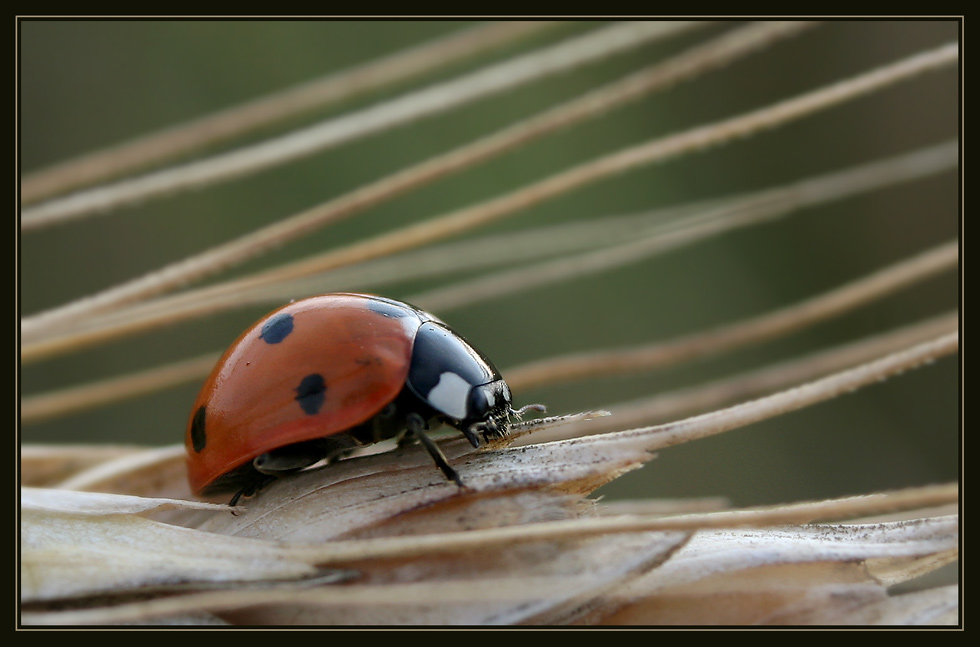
<box><xmin>20</xmin><ymin>20</ymin><xmax>959</xmax><ymax>507</ymax></box>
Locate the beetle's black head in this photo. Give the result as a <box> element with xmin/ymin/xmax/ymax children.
<box><xmin>460</xmin><ymin>378</ymin><xmax>513</xmax><ymax>445</ymax></box>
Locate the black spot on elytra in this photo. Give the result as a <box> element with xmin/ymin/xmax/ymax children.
<box><xmin>190</xmin><ymin>406</ymin><xmax>207</xmax><ymax>452</ymax></box>
<box><xmin>260</xmin><ymin>313</ymin><xmax>294</xmax><ymax>344</ymax></box>
<box><xmin>295</xmin><ymin>374</ymin><xmax>327</xmax><ymax>415</ymax></box>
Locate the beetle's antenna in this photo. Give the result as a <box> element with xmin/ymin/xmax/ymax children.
<box><xmin>510</xmin><ymin>403</ymin><xmax>547</xmax><ymax>419</ymax></box>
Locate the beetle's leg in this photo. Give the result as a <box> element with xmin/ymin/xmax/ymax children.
<box><xmin>462</xmin><ymin>424</ymin><xmax>482</xmax><ymax>448</ymax></box>
<box><xmin>253</xmin><ymin>442</ymin><xmax>324</xmax><ymax>476</ymax></box>
<box><xmin>228</xmin><ymin>474</ymin><xmax>276</xmax><ymax>508</ymax></box>
<box><xmin>395</xmin><ymin>412</ymin><xmax>423</xmax><ymax>448</ymax></box>
<box><xmin>407</xmin><ymin>412</ymin><xmax>464</xmax><ymax>487</ymax></box>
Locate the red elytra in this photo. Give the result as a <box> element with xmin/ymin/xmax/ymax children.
<box><xmin>184</xmin><ymin>294</ymin><xmax>426</xmax><ymax>496</ymax></box>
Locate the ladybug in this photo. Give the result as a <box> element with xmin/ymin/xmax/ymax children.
<box><xmin>185</xmin><ymin>293</ymin><xmax>543</xmax><ymax>504</ymax></box>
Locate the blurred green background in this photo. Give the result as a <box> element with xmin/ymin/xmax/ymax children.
<box><xmin>20</xmin><ymin>20</ymin><xmax>959</xmax><ymax>507</ymax></box>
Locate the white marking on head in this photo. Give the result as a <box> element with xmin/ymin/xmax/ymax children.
<box><xmin>427</xmin><ymin>372</ymin><xmax>472</xmax><ymax>420</ymax></box>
